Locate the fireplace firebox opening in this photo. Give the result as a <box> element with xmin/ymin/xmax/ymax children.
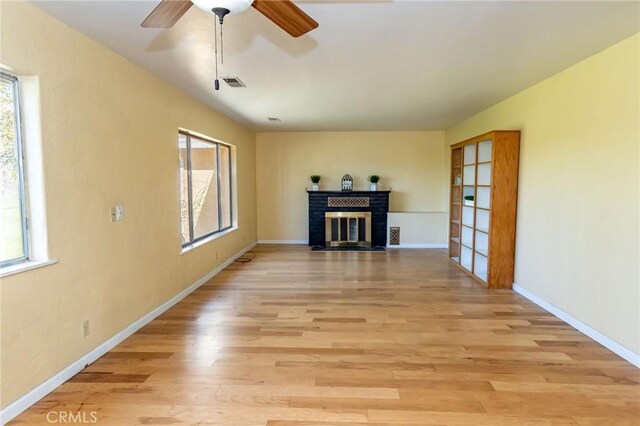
<box><xmin>325</xmin><ymin>212</ymin><xmax>371</xmax><ymax>247</ymax></box>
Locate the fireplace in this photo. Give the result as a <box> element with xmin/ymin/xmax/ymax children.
<box><xmin>325</xmin><ymin>212</ymin><xmax>371</xmax><ymax>247</ymax></box>
<box><xmin>307</xmin><ymin>190</ymin><xmax>390</xmax><ymax>248</ymax></box>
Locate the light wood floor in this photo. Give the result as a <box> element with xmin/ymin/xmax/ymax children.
<box><xmin>12</xmin><ymin>245</ymin><xmax>639</xmax><ymax>425</ymax></box>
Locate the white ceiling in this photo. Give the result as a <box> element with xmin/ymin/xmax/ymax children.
<box><xmin>32</xmin><ymin>0</ymin><xmax>640</xmax><ymax>131</ymax></box>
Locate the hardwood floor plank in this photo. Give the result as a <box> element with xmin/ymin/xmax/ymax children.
<box><xmin>288</xmin><ymin>396</ymin><xmax>487</xmax><ymax>413</ymax></box>
<box><xmin>100</xmin><ymin>351</ymin><xmax>174</xmax><ymax>360</ymax></box>
<box><xmin>216</xmin><ymin>384</ymin><xmax>400</xmax><ymax>399</ymax></box>
<box><xmin>367</xmin><ymin>410</ymin><xmax>578</xmax><ymax>425</ymax></box>
<box><xmin>315</xmin><ymin>377</ymin><xmax>493</xmax><ymax>391</ymax></box>
<box><xmin>68</xmin><ymin>372</ymin><xmax>150</xmax><ymax>383</ymax></box>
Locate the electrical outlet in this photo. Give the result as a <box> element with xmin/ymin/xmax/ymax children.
<box><xmin>82</xmin><ymin>320</ymin><xmax>90</xmax><ymax>337</ymax></box>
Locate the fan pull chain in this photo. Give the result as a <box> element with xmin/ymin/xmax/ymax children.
<box><xmin>214</xmin><ymin>16</ymin><xmax>219</xmax><ymax>90</ymax></box>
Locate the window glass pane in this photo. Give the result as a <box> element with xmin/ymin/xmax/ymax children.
<box><xmin>0</xmin><ymin>75</ymin><xmax>26</xmax><ymax>264</ymax></box>
<box><xmin>179</xmin><ymin>131</ymin><xmax>235</xmax><ymax>247</ymax></box>
<box><xmin>190</xmin><ymin>137</ymin><xmax>219</xmax><ymax>239</ymax></box>
<box><xmin>219</xmin><ymin>144</ymin><xmax>231</xmax><ymax>229</ymax></box>
<box><xmin>178</xmin><ymin>134</ymin><xmax>190</xmax><ymax>244</ymax></box>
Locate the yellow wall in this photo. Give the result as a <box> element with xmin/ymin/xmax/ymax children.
<box><xmin>387</xmin><ymin>212</ymin><xmax>448</xmax><ymax>246</ymax></box>
<box><xmin>446</xmin><ymin>34</ymin><xmax>640</xmax><ymax>355</ymax></box>
<box><xmin>256</xmin><ymin>131</ymin><xmax>447</xmax><ymax>243</ymax></box>
<box><xmin>0</xmin><ymin>1</ymin><xmax>257</xmax><ymax>408</ymax></box>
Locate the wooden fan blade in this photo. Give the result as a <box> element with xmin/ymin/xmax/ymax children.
<box><xmin>252</xmin><ymin>0</ymin><xmax>318</xmax><ymax>37</ymax></box>
<box><xmin>141</xmin><ymin>0</ymin><xmax>193</xmax><ymax>28</ymax></box>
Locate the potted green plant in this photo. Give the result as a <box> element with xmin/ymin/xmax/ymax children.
<box><xmin>464</xmin><ymin>195</ymin><xmax>474</xmax><ymax>206</ymax></box>
<box><xmin>310</xmin><ymin>175</ymin><xmax>321</xmax><ymax>191</ymax></box>
<box><xmin>367</xmin><ymin>175</ymin><xmax>380</xmax><ymax>191</ymax></box>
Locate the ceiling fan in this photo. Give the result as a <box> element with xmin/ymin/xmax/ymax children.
<box><xmin>141</xmin><ymin>0</ymin><xmax>319</xmax><ymax>38</ymax></box>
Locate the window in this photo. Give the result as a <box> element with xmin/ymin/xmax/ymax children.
<box><xmin>1</xmin><ymin>72</ymin><xmax>28</xmax><ymax>267</ymax></box>
<box><xmin>179</xmin><ymin>130</ymin><xmax>233</xmax><ymax>247</ymax></box>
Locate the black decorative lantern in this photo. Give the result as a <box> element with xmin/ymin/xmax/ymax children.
<box><xmin>341</xmin><ymin>174</ymin><xmax>353</xmax><ymax>191</ymax></box>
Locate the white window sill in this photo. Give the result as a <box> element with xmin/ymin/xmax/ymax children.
<box><xmin>0</xmin><ymin>259</ymin><xmax>58</xmax><ymax>278</ymax></box>
<box><xmin>181</xmin><ymin>226</ymin><xmax>238</xmax><ymax>255</ymax></box>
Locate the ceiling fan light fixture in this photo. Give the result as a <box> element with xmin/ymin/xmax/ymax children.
<box><xmin>191</xmin><ymin>0</ymin><xmax>253</xmax><ymax>16</ymax></box>
<box><xmin>142</xmin><ymin>0</ymin><xmax>318</xmax><ymax>37</ymax></box>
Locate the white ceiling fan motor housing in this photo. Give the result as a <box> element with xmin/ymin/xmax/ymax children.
<box><xmin>191</xmin><ymin>0</ymin><xmax>253</xmax><ymax>15</ymax></box>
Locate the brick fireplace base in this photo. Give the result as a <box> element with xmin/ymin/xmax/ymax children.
<box><xmin>307</xmin><ymin>190</ymin><xmax>390</xmax><ymax>247</ymax></box>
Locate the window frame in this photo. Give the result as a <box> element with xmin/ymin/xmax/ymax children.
<box><xmin>1</xmin><ymin>72</ymin><xmax>29</xmax><ymax>268</ymax></box>
<box><xmin>179</xmin><ymin>129</ymin><xmax>233</xmax><ymax>248</ymax></box>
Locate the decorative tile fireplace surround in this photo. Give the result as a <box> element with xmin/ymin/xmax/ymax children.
<box><xmin>307</xmin><ymin>190</ymin><xmax>391</xmax><ymax>248</ymax></box>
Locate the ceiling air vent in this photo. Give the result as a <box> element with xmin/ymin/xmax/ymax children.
<box><xmin>222</xmin><ymin>77</ymin><xmax>246</xmax><ymax>88</ymax></box>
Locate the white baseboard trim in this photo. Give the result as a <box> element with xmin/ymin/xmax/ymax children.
<box><xmin>513</xmin><ymin>283</ymin><xmax>640</xmax><ymax>368</ymax></box>
<box><xmin>0</xmin><ymin>240</ymin><xmax>258</xmax><ymax>425</ymax></box>
<box><xmin>387</xmin><ymin>243</ymin><xmax>448</xmax><ymax>249</ymax></box>
<box><xmin>257</xmin><ymin>241</ymin><xmax>447</xmax><ymax>249</ymax></box>
<box><xmin>258</xmin><ymin>240</ymin><xmax>308</xmax><ymax>245</ymax></box>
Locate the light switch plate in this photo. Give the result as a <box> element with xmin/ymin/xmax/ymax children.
<box><xmin>110</xmin><ymin>205</ymin><xmax>124</xmax><ymax>222</ymax></box>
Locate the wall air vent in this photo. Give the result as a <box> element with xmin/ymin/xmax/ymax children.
<box><xmin>390</xmin><ymin>227</ymin><xmax>400</xmax><ymax>245</ymax></box>
<box><xmin>267</xmin><ymin>117</ymin><xmax>281</xmax><ymax>122</ymax></box>
<box><xmin>222</xmin><ymin>77</ymin><xmax>246</xmax><ymax>88</ymax></box>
